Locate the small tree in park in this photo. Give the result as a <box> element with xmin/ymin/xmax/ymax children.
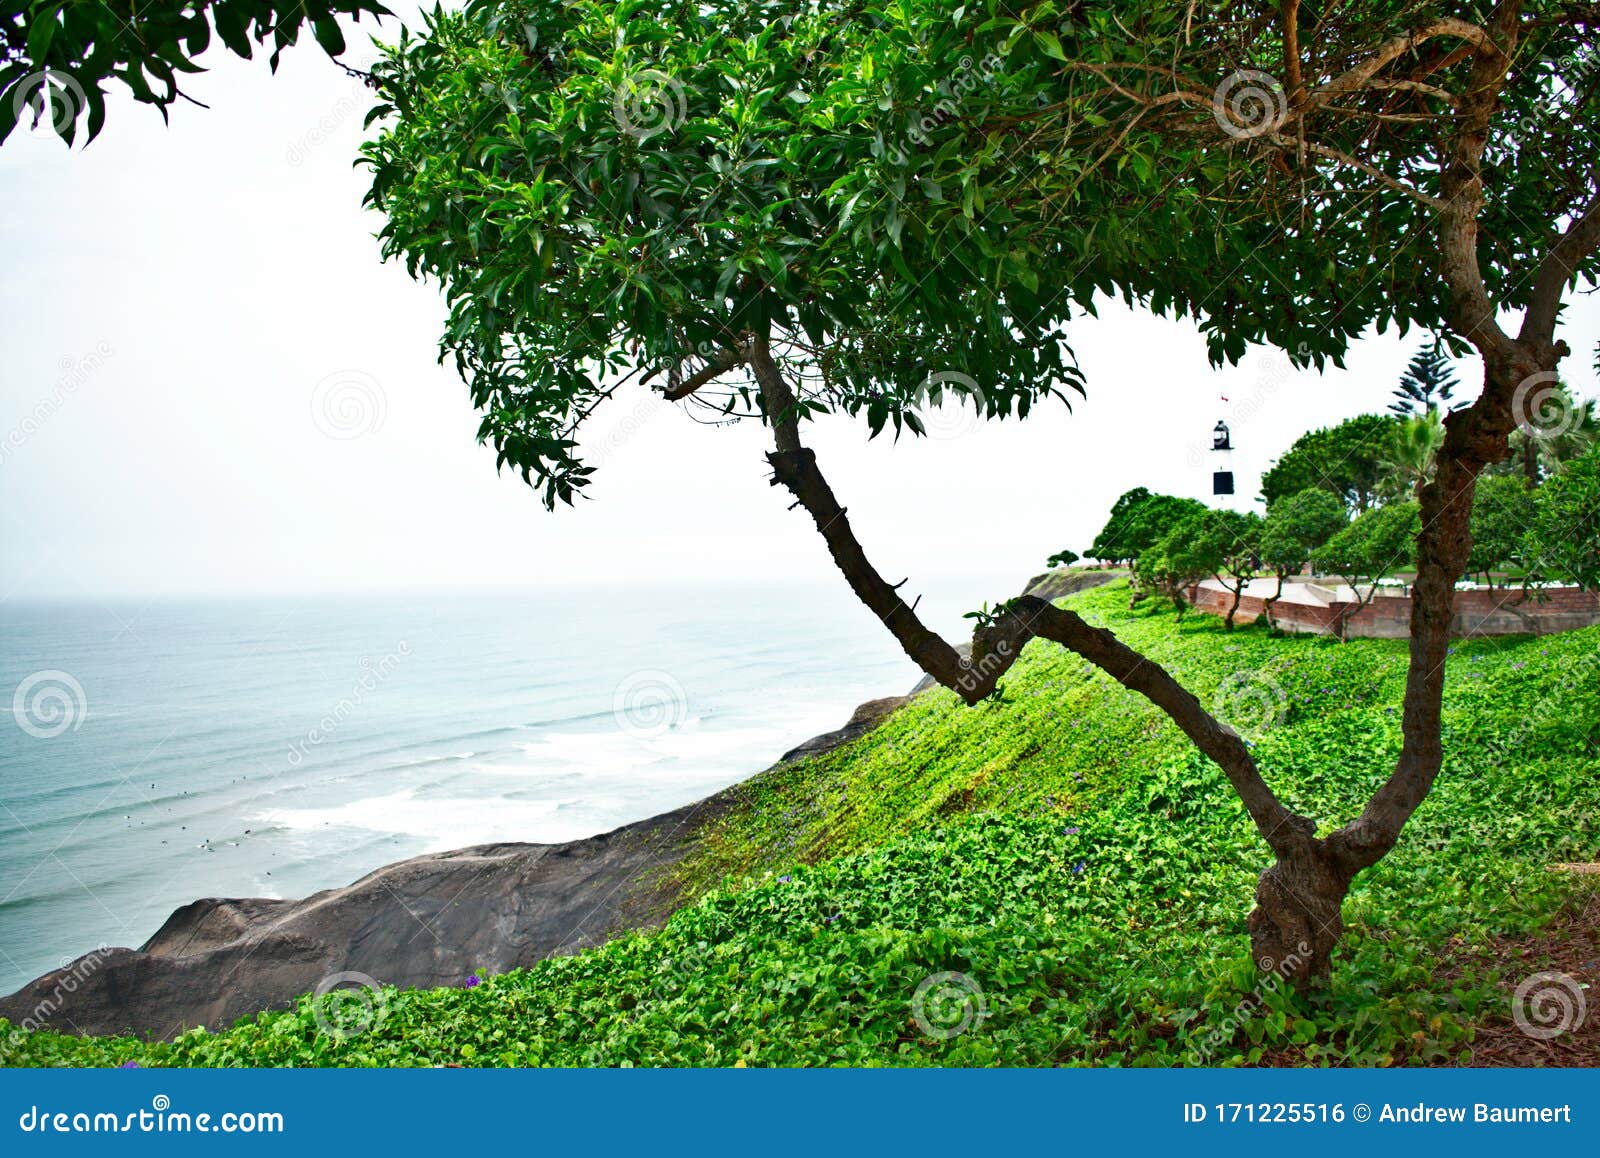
<box><xmin>1526</xmin><ymin>446</ymin><xmax>1600</xmax><ymax>591</ymax></box>
<box><xmin>1135</xmin><ymin>526</ymin><xmax>1203</xmax><ymax>615</ymax></box>
<box><xmin>1467</xmin><ymin>474</ymin><xmax>1537</xmax><ymax>588</ymax></box>
<box><xmin>1180</xmin><ymin>510</ymin><xmax>1265</xmax><ymax>632</ymax></box>
<box><xmin>365</xmin><ymin>1</ymin><xmax>1600</xmax><ymax>987</ymax></box>
<box><xmin>1312</xmin><ymin>504</ymin><xmax>1423</xmax><ymax>640</ymax></box>
<box><xmin>1088</xmin><ymin>489</ymin><xmax>1201</xmax><ymax>568</ymax></box>
<box><xmin>1260</xmin><ymin>416</ymin><xmax>1397</xmax><ymax>514</ymax></box>
<box><xmin>1259</xmin><ymin>489</ymin><xmax>1348</xmax><ymax>624</ymax></box>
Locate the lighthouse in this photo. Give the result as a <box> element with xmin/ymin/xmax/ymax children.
<box><xmin>1211</xmin><ymin>420</ymin><xmax>1238</xmax><ymax>509</ymax></box>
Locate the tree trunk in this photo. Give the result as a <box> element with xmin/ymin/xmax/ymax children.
<box><xmin>1225</xmin><ymin>579</ymin><xmax>1243</xmax><ymax>631</ymax></box>
<box><xmin>1263</xmin><ymin>572</ymin><xmax>1287</xmax><ymax>630</ymax></box>
<box><xmin>1248</xmin><ymin>842</ymin><xmax>1356</xmax><ymax>987</ymax></box>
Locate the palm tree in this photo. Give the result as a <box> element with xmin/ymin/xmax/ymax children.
<box><xmin>1378</xmin><ymin>411</ymin><xmax>1445</xmax><ymax>501</ymax></box>
<box><xmin>1500</xmin><ymin>381</ymin><xmax>1600</xmax><ymax>486</ymax></box>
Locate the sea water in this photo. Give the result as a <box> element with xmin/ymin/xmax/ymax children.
<box><xmin>0</xmin><ymin>580</ymin><xmax>952</xmax><ymax>989</ymax></box>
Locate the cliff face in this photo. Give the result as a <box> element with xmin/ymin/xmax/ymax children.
<box><xmin>1</xmin><ymin>796</ymin><xmax>732</xmax><ymax>1040</ymax></box>
<box><xmin>2</xmin><ymin>569</ymin><xmax>1107</xmax><ymax>1041</ymax></box>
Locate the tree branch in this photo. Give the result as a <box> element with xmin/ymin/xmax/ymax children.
<box><xmin>1520</xmin><ymin>178</ymin><xmax>1600</xmax><ymax>348</ymax></box>
<box><xmin>662</xmin><ymin>347</ymin><xmax>747</xmax><ymax>401</ymax></box>
<box><xmin>749</xmin><ymin>337</ymin><xmax>1308</xmax><ymax>856</ymax></box>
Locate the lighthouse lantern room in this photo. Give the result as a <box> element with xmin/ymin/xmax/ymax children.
<box><xmin>1211</xmin><ymin>420</ymin><xmax>1235</xmax><ymax>501</ymax></box>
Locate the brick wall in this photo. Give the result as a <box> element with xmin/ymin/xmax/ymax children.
<box><xmin>1185</xmin><ymin>583</ymin><xmax>1600</xmax><ymax>639</ymax></box>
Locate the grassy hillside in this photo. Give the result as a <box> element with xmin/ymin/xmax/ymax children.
<box><xmin>5</xmin><ymin>581</ymin><xmax>1597</xmax><ymax>1067</ymax></box>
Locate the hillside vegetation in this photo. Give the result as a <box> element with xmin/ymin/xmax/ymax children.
<box><xmin>5</xmin><ymin>581</ymin><xmax>1597</xmax><ymax>1067</ymax></box>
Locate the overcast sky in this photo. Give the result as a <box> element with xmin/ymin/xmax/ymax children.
<box><xmin>2</xmin><ymin>8</ymin><xmax>1596</xmax><ymax>610</ymax></box>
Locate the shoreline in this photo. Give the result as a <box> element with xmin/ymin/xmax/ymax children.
<box><xmin>0</xmin><ymin>569</ymin><xmax>1118</xmax><ymax>1041</ymax></box>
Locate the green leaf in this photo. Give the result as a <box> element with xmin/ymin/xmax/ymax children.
<box><xmin>312</xmin><ymin>18</ymin><xmax>347</xmax><ymax>57</ymax></box>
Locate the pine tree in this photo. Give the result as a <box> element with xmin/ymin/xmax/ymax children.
<box><xmin>1390</xmin><ymin>344</ymin><xmax>1460</xmax><ymax>415</ymax></box>
<box><xmin>1388</xmin><ymin>343</ymin><xmax>1465</xmax><ymax>415</ymax></box>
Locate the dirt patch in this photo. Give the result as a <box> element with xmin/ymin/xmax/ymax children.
<box><xmin>1451</xmin><ymin>883</ymin><xmax>1599</xmax><ymax>1066</ymax></box>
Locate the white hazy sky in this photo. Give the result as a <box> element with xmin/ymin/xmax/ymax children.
<box><xmin>2</xmin><ymin>8</ymin><xmax>1596</xmax><ymax>609</ymax></box>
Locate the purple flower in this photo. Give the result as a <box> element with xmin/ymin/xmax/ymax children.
<box><xmin>778</xmin><ymin>874</ymin><xmax>792</xmax><ymax>884</ymax></box>
<box><xmin>1072</xmin><ymin>860</ymin><xmax>1087</xmax><ymax>875</ymax></box>
<box><xmin>1062</xmin><ymin>826</ymin><xmax>1080</xmax><ymax>836</ymax></box>
<box><xmin>465</xmin><ymin>974</ymin><xmax>482</xmax><ymax>988</ymax></box>
<box><xmin>119</xmin><ymin>1060</ymin><xmax>140</xmax><ymax>1068</ymax></box>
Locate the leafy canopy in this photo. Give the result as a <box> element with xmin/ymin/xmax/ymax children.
<box><xmin>1088</xmin><ymin>488</ymin><xmax>1206</xmax><ymax>567</ymax></box>
<box><xmin>1260</xmin><ymin>488</ymin><xmax>1348</xmax><ymax>576</ymax></box>
<box><xmin>1312</xmin><ymin>501</ymin><xmax>1422</xmax><ymax>585</ymax></box>
<box><xmin>361</xmin><ymin>0</ymin><xmax>1083</xmax><ymax>507</ymax></box>
<box><xmin>1261</xmin><ymin>415</ymin><xmax>1399</xmax><ymax>512</ymax></box>
<box><xmin>362</xmin><ymin>2</ymin><xmax>1599</xmax><ymax>509</ymax></box>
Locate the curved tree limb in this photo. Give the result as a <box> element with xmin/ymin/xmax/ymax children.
<box><xmin>749</xmin><ymin>335</ymin><xmax>1309</xmax><ymax>856</ymax></box>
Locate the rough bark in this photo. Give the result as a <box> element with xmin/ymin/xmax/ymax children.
<box><xmin>1263</xmin><ymin>571</ymin><xmax>1288</xmax><ymax>629</ymax></box>
<box><xmin>1225</xmin><ymin>578</ymin><xmax>1244</xmax><ymax>631</ymax></box>
<box><xmin>1248</xmin><ymin>843</ymin><xmax>1356</xmax><ymax>988</ymax></box>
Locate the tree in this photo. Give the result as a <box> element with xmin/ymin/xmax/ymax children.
<box><xmin>1087</xmin><ymin>489</ymin><xmax>1151</xmax><ymax>566</ymax></box>
<box><xmin>1181</xmin><ymin>509</ymin><xmax>1264</xmax><ymax>631</ymax></box>
<box><xmin>1466</xmin><ymin>474</ymin><xmax>1536</xmax><ymax>586</ymax></box>
<box><xmin>1389</xmin><ymin>344</ymin><xmax>1460</xmax><ymax>416</ymax></box>
<box><xmin>1311</xmin><ymin>503</ymin><xmax>1423</xmax><ymax>639</ymax></box>
<box><xmin>1088</xmin><ymin>489</ymin><xmax>1207</xmax><ymax>571</ymax></box>
<box><xmin>1134</xmin><ymin>522</ymin><xmax>1206</xmax><ymax>614</ymax></box>
<box><xmin>1377</xmin><ymin>411</ymin><xmax>1445</xmax><ymax>501</ymax></box>
<box><xmin>1526</xmin><ymin>446</ymin><xmax>1600</xmax><ymax>591</ymax></box>
<box><xmin>1259</xmin><ymin>489</ymin><xmax>1348</xmax><ymax>623</ymax></box>
<box><xmin>1495</xmin><ymin>380</ymin><xmax>1600</xmax><ymax>486</ymax></box>
<box><xmin>1</xmin><ymin>0</ymin><xmax>388</xmax><ymax>146</ymax></box>
<box><xmin>1259</xmin><ymin>415</ymin><xmax>1397</xmax><ymax>513</ymax></box>
<box><xmin>364</xmin><ymin>1</ymin><xmax>1600</xmax><ymax>988</ymax></box>
<box><xmin>1046</xmin><ymin>548</ymin><xmax>1079</xmax><ymax>570</ymax></box>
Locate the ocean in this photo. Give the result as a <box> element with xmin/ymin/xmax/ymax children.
<box><xmin>0</xmin><ymin>581</ymin><xmax>951</xmax><ymax>990</ymax></box>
